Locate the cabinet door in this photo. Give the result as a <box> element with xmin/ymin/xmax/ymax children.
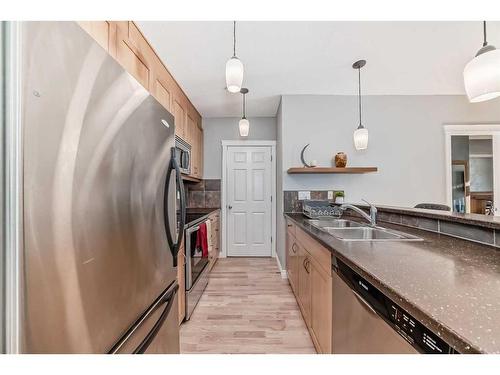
<box><xmin>177</xmin><ymin>245</ymin><xmax>186</xmax><ymax>324</ymax></box>
<box><xmin>114</xmin><ymin>23</ymin><xmax>150</xmax><ymax>89</ymax></box>
<box><xmin>172</xmin><ymin>96</ymin><xmax>186</xmax><ymax>141</ymax></box>
<box><xmin>297</xmin><ymin>244</ymin><xmax>311</xmax><ymax>326</ymax></box>
<box><xmin>193</xmin><ymin>126</ymin><xmax>201</xmax><ymax>178</ymax></box>
<box><xmin>287</xmin><ymin>233</ymin><xmax>299</xmax><ymax>293</ymax></box>
<box><xmin>196</xmin><ymin>126</ymin><xmax>203</xmax><ymax>178</ymax></box>
<box><xmin>310</xmin><ymin>259</ymin><xmax>332</xmax><ymax>353</ymax></box>
<box><xmin>78</xmin><ymin>21</ymin><xmax>110</xmax><ymax>51</ymax></box>
<box><xmin>186</xmin><ymin>112</ymin><xmax>196</xmax><ymax>146</ymax></box>
<box><xmin>151</xmin><ymin>77</ymin><xmax>172</xmax><ymax>112</ymax></box>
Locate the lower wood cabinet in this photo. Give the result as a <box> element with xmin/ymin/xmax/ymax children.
<box><xmin>208</xmin><ymin>211</ymin><xmax>221</xmax><ymax>271</ymax></box>
<box><xmin>310</xmin><ymin>256</ymin><xmax>332</xmax><ymax>353</ymax></box>
<box><xmin>297</xmin><ymin>244</ymin><xmax>312</xmax><ymax>327</ymax></box>
<box><xmin>286</xmin><ymin>219</ymin><xmax>332</xmax><ymax>353</ymax></box>
<box><xmin>287</xmin><ymin>232</ymin><xmax>299</xmax><ymax>293</ymax></box>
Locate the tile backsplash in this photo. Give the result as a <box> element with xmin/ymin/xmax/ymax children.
<box><xmin>284</xmin><ymin>190</ymin><xmax>344</xmax><ymax>213</ymax></box>
<box><xmin>185</xmin><ymin>179</ymin><xmax>221</xmax><ymax>208</ymax></box>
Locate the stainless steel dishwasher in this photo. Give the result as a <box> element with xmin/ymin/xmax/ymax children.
<box><xmin>332</xmin><ymin>257</ymin><xmax>457</xmax><ymax>354</ymax></box>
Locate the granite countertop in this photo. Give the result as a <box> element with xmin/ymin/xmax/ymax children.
<box><xmin>360</xmin><ymin>204</ymin><xmax>500</xmax><ymax>230</ymax></box>
<box><xmin>285</xmin><ymin>213</ymin><xmax>500</xmax><ymax>354</ymax></box>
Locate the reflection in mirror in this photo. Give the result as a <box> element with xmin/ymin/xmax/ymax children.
<box><xmin>450</xmin><ymin>135</ymin><xmax>493</xmax><ymax>215</ymax></box>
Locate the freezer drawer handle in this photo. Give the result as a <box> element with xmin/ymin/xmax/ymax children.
<box><xmin>108</xmin><ymin>282</ymin><xmax>179</xmax><ymax>354</ymax></box>
<box><xmin>133</xmin><ymin>282</ymin><xmax>179</xmax><ymax>354</ymax></box>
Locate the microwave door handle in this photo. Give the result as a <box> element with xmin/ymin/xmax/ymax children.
<box><xmin>133</xmin><ymin>282</ymin><xmax>179</xmax><ymax>354</ymax></box>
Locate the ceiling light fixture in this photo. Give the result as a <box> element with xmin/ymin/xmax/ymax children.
<box><xmin>239</xmin><ymin>88</ymin><xmax>249</xmax><ymax>137</ymax></box>
<box><xmin>226</xmin><ymin>21</ymin><xmax>244</xmax><ymax>93</ymax></box>
<box><xmin>352</xmin><ymin>60</ymin><xmax>368</xmax><ymax>150</ymax></box>
<box><xmin>464</xmin><ymin>21</ymin><xmax>500</xmax><ymax>103</ymax></box>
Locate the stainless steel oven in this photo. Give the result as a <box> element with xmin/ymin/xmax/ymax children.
<box><xmin>185</xmin><ymin>219</ymin><xmax>210</xmax><ymax>320</ymax></box>
<box><xmin>174</xmin><ymin>136</ymin><xmax>191</xmax><ymax>175</ymax></box>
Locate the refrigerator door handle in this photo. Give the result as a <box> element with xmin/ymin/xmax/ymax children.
<box><xmin>133</xmin><ymin>282</ymin><xmax>179</xmax><ymax>354</ymax></box>
<box><xmin>164</xmin><ymin>147</ymin><xmax>186</xmax><ymax>267</ymax></box>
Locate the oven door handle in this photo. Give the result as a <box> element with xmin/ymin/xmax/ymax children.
<box><xmin>187</xmin><ymin>225</ymin><xmax>200</xmax><ymax>234</ymax></box>
<box><xmin>164</xmin><ymin>147</ymin><xmax>186</xmax><ymax>267</ymax></box>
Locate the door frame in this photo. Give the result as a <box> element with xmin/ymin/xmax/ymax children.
<box><xmin>221</xmin><ymin>140</ymin><xmax>276</xmax><ymax>258</ymax></box>
<box><xmin>444</xmin><ymin>124</ymin><xmax>500</xmax><ymax>216</ymax></box>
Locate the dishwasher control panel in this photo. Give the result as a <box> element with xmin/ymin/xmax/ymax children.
<box><xmin>336</xmin><ymin>259</ymin><xmax>458</xmax><ymax>354</ymax></box>
<box><xmin>389</xmin><ymin>303</ymin><xmax>453</xmax><ymax>354</ymax></box>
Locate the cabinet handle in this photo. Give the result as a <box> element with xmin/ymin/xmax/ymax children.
<box><xmin>303</xmin><ymin>258</ymin><xmax>310</xmax><ymax>274</ymax></box>
<box><xmin>292</xmin><ymin>243</ymin><xmax>298</xmax><ymax>253</ymax></box>
<box><xmin>287</xmin><ymin>224</ymin><xmax>292</xmax><ymax>227</ymax></box>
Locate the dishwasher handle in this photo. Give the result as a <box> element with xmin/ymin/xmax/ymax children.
<box><xmin>351</xmin><ymin>289</ymin><xmax>378</xmax><ymax>316</ymax></box>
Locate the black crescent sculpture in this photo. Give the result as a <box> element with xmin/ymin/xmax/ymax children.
<box><xmin>300</xmin><ymin>144</ymin><xmax>312</xmax><ymax>168</ymax></box>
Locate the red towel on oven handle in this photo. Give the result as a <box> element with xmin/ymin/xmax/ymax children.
<box><xmin>196</xmin><ymin>221</ymin><xmax>209</xmax><ymax>257</ymax></box>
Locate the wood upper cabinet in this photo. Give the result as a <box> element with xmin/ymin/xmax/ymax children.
<box><xmin>78</xmin><ymin>21</ymin><xmax>204</xmax><ymax>180</ymax></box>
<box><xmin>172</xmin><ymin>94</ymin><xmax>186</xmax><ymax>141</ymax></box>
<box><xmin>191</xmin><ymin>124</ymin><xmax>203</xmax><ymax>178</ymax></box>
<box><xmin>114</xmin><ymin>22</ymin><xmax>150</xmax><ymax>89</ymax></box>
<box><xmin>150</xmin><ymin>62</ymin><xmax>175</xmax><ymax>113</ymax></box>
<box><xmin>78</xmin><ymin>21</ymin><xmax>110</xmax><ymax>51</ymax></box>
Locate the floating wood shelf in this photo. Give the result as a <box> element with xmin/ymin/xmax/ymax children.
<box><xmin>287</xmin><ymin>167</ymin><xmax>378</xmax><ymax>174</ymax></box>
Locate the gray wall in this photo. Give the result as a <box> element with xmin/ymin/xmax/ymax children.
<box><xmin>202</xmin><ymin>117</ymin><xmax>277</xmax><ymax>179</ymax></box>
<box><xmin>280</xmin><ymin>95</ymin><xmax>500</xmax><ymax>206</ymax></box>
<box><xmin>276</xmin><ymin>94</ymin><xmax>500</xmax><ymax>267</ymax></box>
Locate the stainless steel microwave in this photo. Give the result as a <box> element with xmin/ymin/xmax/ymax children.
<box><xmin>175</xmin><ymin>136</ymin><xmax>191</xmax><ymax>175</ymax></box>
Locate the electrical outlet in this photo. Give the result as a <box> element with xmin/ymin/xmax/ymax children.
<box><xmin>298</xmin><ymin>191</ymin><xmax>311</xmax><ymax>200</ymax></box>
<box><xmin>327</xmin><ymin>191</ymin><xmax>334</xmax><ymax>200</ymax></box>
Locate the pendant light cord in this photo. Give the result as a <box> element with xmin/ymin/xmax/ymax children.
<box><xmin>358</xmin><ymin>67</ymin><xmax>362</xmax><ymax>127</ymax></box>
<box><xmin>233</xmin><ymin>21</ymin><xmax>237</xmax><ymax>57</ymax></box>
<box><xmin>483</xmin><ymin>21</ymin><xmax>488</xmax><ymax>47</ymax></box>
<box><xmin>242</xmin><ymin>92</ymin><xmax>246</xmax><ymax>118</ymax></box>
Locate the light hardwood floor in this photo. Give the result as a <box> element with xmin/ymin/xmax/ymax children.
<box><xmin>180</xmin><ymin>257</ymin><xmax>316</xmax><ymax>354</ymax></box>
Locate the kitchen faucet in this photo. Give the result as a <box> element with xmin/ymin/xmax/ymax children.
<box><xmin>340</xmin><ymin>199</ymin><xmax>378</xmax><ymax>226</ymax></box>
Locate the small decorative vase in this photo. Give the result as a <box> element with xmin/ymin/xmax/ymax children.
<box><xmin>334</xmin><ymin>152</ymin><xmax>347</xmax><ymax>168</ymax></box>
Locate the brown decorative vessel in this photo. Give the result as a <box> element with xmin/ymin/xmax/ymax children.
<box><xmin>334</xmin><ymin>152</ymin><xmax>347</xmax><ymax>168</ymax></box>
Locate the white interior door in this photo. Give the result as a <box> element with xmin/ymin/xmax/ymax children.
<box><xmin>226</xmin><ymin>146</ymin><xmax>272</xmax><ymax>257</ymax></box>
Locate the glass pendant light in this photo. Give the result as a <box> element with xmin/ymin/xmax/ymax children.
<box><xmin>353</xmin><ymin>60</ymin><xmax>368</xmax><ymax>150</ymax></box>
<box><xmin>226</xmin><ymin>21</ymin><xmax>244</xmax><ymax>93</ymax></box>
<box><xmin>464</xmin><ymin>21</ymin><xmax>500</xmax><ymax>103</ymax></box>
<box><xmin>239</xmin><ymin>88</ymin><xmax>250</xmax><ymax>137</ymax></box>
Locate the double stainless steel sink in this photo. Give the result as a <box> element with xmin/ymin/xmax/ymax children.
<box><xmin>307</xmin><ymin>219</ymin><xmax>423</xmax><ymax>242</ymax></box>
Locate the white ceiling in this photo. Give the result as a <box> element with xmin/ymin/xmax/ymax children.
<box><xmin>137</xmin><ymin>21</ymin><xmax>500</xmax><ymax>118</ymax></box>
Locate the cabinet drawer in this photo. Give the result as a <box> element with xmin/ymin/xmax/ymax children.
<box><xmin>296</xmin><ymin>226</ymin><xmax>331</xmax><ymax>276</ymax></box>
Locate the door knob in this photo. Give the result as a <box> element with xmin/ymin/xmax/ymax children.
<box><xmin>228</xmin><ymin>205</ymin><xmax>233</xmax><ymax>210</ymax></box>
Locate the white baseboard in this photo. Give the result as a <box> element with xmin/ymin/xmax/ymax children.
<box><xmin>275</xmin><ymin>255</ymin><xmax>288</xmax><ymax>279</ymax></box>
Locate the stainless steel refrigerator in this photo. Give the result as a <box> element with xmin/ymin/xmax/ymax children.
<box><xmin>19</xmin><ymin>21</ymin><xmax>185</xmax><ymax>353</ymax></box>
